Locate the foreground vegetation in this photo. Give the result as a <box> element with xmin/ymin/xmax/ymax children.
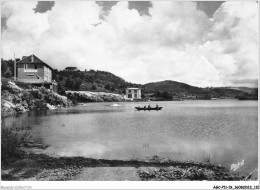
<box><xmin>2</xmin><ymin>153</ymin><xmax>248</xmax><ymax>181</ymax></box>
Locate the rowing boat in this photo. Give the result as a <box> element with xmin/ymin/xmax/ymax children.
<box><xmin>135</xmin><ymin>107</ymin><xmax>162</xmax><ymax>111</ymax></box>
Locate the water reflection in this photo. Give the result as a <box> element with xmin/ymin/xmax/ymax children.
<box><xmin>27</xmin><ymin>110</ymin><xmax>48</xmax><ymax>117</ymax></box>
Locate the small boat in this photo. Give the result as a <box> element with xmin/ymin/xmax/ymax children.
<box><xmin>135</xmin><ymin>106</ymin><xmax>162</xmax><ymax>111</ymax></box>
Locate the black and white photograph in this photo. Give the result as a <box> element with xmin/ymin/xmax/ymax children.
<box><xmin>1</xmin><ymin>1</ymin><xmax>259</xmax><ymax>189</ymax></box>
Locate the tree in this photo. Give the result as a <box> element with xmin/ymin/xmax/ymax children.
<box><xmin>154</xmin><ymin>91</ymin><xmax>161</xmax><ymax>98</ymax></box>
<box><xmin>91</xmin><ymin>84</ymin><xmax>96</xmax><ymax>90</ymax></box>
<box><xmin>110</xmin><ymin>85</ymin><xmax>115</xmax><ymax>91</ymax></box>
<box><xmin>105</xmin><ymin>84</ymin><xmax>110</xmax><ymax>90</ymax></box>
<box><xmin>1</xmin><ymin>59</ymin><xmax>14</xmax><ymax>78</ymax></box>
<box><xmin>161</xmin><ymin>91</ymin><xmax>172</xmax><ymax>100</ymax></box>
<box><xmin>59</xmin><ymin>75</ymin><xmax>63</xmax><ymax>81</ymax></box>
<box><xmin>65</xmin><ymin>77</ymin><xmax>75</xmax><ymax>89</ymax></box>
<box><xmin>75</xmin><ymin>79</ymin><xmax>82</xmax><ymax>90</ymax></box>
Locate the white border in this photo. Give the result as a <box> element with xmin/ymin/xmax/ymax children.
<box><xmin>1</xmin><ymin>0</ymin><xmax>259</xmax><ymax>189</ymax></box>
<box><xmin>0</xmin><ymin>181</ymin><xmax>259</xmax><ymax>190</ymax></box>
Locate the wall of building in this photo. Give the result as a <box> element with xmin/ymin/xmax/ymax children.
<box><xmin>44</xmin><ymin>66</ymin><xmax>52</xmax><ymax>82</ymax></box>
<box><xmin>17</xmin><ymin>63</ymin><xmax>45</xmax><ymax>81</ymax></box>
<box><xmin>125</xmin><ymin>89</ymin><xmax>141</xmax><ymax>99</ymax></box>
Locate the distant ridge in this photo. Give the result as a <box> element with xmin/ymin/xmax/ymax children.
<box><xmin>220</xmin><ymin>87</ymin><xmax>257</xmax><ymax>94</ymax></box>
<box><xmin>144</xmin><ymin>80</ymin><xmax>202</xmax><ymax>93</ymax></box>
<box><xmin>142</xmin><ymin>80</ymin><xmax>257</xmax><ymax>100</ymax></box>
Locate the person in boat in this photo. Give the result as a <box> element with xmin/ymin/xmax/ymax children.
<box><xmin>156</xmin><ymin>104</ymin><xmax>158</xmax><ymax>108</ymax></box>
<box><xmin>144</xmin><ymin>105</ymin><xmax>146</xmax><ymax>108</ymax></box>
<box><xmin>148</xmin><ymin>105</ymin><xmax>151</xmax><ymax>108</ymax></box>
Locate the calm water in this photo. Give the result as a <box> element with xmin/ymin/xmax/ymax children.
<box><xmin>2</xmin><ymin>100</ymin><xmax>258</xmax><ymax>173</ymax></box>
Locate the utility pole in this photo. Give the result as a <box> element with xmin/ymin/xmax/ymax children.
<box><xmin>14</xmin><ymin>53</ymin><xmax>16</xmax><ymax>81</ymax></box>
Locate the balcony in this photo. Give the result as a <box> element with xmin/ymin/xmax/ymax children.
<box><xmin>24</xmin><ymin>69</ymin><xmax>37</xmax><ymax>73</ymax></box>
<box><xmin>17</xmin><ymin>79</ymin><xmax>57</xmax><ymax>85</ymax></box>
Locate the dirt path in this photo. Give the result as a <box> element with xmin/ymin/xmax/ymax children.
<box><xmin>74</xmin><ymin>167</ymin><xmax>140</xmax><ymax>181</ymax></box>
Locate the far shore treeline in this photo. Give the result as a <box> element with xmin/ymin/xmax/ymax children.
<box><xmin>1</xmin><ymin>58</ymin><xmax>258</xmax><ymax>102</ymax></box>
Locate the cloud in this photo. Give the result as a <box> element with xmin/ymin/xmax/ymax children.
<box><xmin>209</xmin><ymin>1</ymin><xmax>259</xmax><ymax>85</ymax></box>
<box><xmin>1</xmin><ymin>1</ymin><xmax>258</xmax><ymax>87</ymax></box>
<box><xmin>1</xmin><ymin>1</ymin><xmax>49</xmax><ymax>56</ymax></box>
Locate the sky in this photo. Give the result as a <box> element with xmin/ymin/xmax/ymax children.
<box><xmin>1</xmin><ymin>1</ymin><xmax>259</xmax><ymax>87</ymax></box>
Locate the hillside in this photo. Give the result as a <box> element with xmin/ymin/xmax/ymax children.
<box><xmin>142</xmin><ymin>80</ymin><xmax>256</xmax><ymax>100</ymax></box>
<box><xmin>144</xmin><ymin>80</ymin><xmax>202</xmax><ymax>94</ymax></box>
<box><xmin>53</xmin><ymin>69</ymin><xmax>141</xmax><ymax>95</ymax></box>
<box><xmin>223</xmin><ymin>87</ymin><xmax>258</xmax><ymax>94</ymax></box>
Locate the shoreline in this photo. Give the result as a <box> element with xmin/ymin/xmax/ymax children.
<box><xmin>2</xmin><ymin>148</ymin><xmax>254</xmax><ymax>181</ymax></box>
<box><xmin>1</xmin><ymin>78</ymin><xmax>256</xmax><ymax>119</ymax></box>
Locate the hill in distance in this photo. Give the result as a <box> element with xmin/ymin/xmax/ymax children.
<box><xmin>52</xmin><ymin>69</ymin><xmax>142</xmax><ymax>95</ymax></box>
<box><xmin>144</xmin><ymin>80</ymin><xmax>203</xmax><ymax>94</ymax></box>
<box><xmin>221</xmin><ymin>87</ymin><xmax>258</xmax><ymax>94</ymax></box>
<box><xmin>142</xmin><ymin>80</ymin><xmax>257</xmax><ymax>100</ymax></box>
<box><xmin>1</xmin><ymin>58</ymin><xmax>257</xmax><ymax>100</ymax></box>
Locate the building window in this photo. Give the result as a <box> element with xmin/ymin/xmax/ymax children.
<box><xmin>35</xmin><ymin>64</ymin><xmax>37</xmax><ymax>69</ymax></box>
<box><xmin>128</xmin><ymin>90</ymin><xmax>131</xmax><ymax>93</ymax></box>
<box><xmin>134</xmin><ymin>94</ymin><xmax>137</xmax><ymax>98</ymax></box>
<box><xmin>128</xmin><ymin>94</ymin><xmax>132</xmax><ymax>98</ymax></box>
<box><xmin>134</xmin><ymin>90</ymin><xmax>137</xmax><ymax>93</ymax></box>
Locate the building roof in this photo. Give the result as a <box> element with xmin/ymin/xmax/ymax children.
<box><xmin>16</xmin><ymin>54</ymin><xmax>54</xmax><ymax>70</ymax></box>
<box><xmin>127</xmin><ymin>88</ymin><xmax>140</xmax><ymax>90</ymax></box>
<box><xmin>65</xmin><ymin>67</ymin><xmax>77</xmax><ymax>69</ymax></box>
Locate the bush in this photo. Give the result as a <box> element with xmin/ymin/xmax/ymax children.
<box><xmin>1</xmin><ymin>126</ymin><xmax>33</xmax><ymax>161</ymax></box>
<box><xmin>91</xmin><ymin>85</ymin><xmax>96</xmax><ymax>90</ymax></box>
<box><xmin>105</xmin><ymin>84</ymin><xmax>110</xmax><ymax>90</ymax></box>
<box><xmin>2</xmin><ymin>128</ymin><xmax>21</xmax><ymax>161</ymax></box>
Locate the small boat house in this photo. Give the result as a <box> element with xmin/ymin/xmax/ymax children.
<box><xmin>125</xmin><ymin>88</ymin><xmax>141</xmax><ymax>100</ymax></box>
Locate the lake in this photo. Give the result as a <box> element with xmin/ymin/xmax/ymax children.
<box><xmin>2</xmin><ymin>100</ymin><xmax>258</xmax><ymax>174</ymax></box>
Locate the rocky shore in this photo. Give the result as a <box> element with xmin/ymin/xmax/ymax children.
<box><xmin>1</xmin><ymin>79</ymin><xmax>128</xmax><ymax>118</ymax></box>
<box><xmin>65</xmin><ymin>90</ymin><xmax>125</xmax><ymax>102</ymax></box>
<box><xmin>1</xmin><ymin>79</ymin><xmax>71</xmax><ymax>118</ymax></box>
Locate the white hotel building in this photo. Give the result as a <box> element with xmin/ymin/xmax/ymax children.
<box><xmin>125</xmin><ymin>88</ymin><xmax>141</xmax><ymax>100</ymax></box>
